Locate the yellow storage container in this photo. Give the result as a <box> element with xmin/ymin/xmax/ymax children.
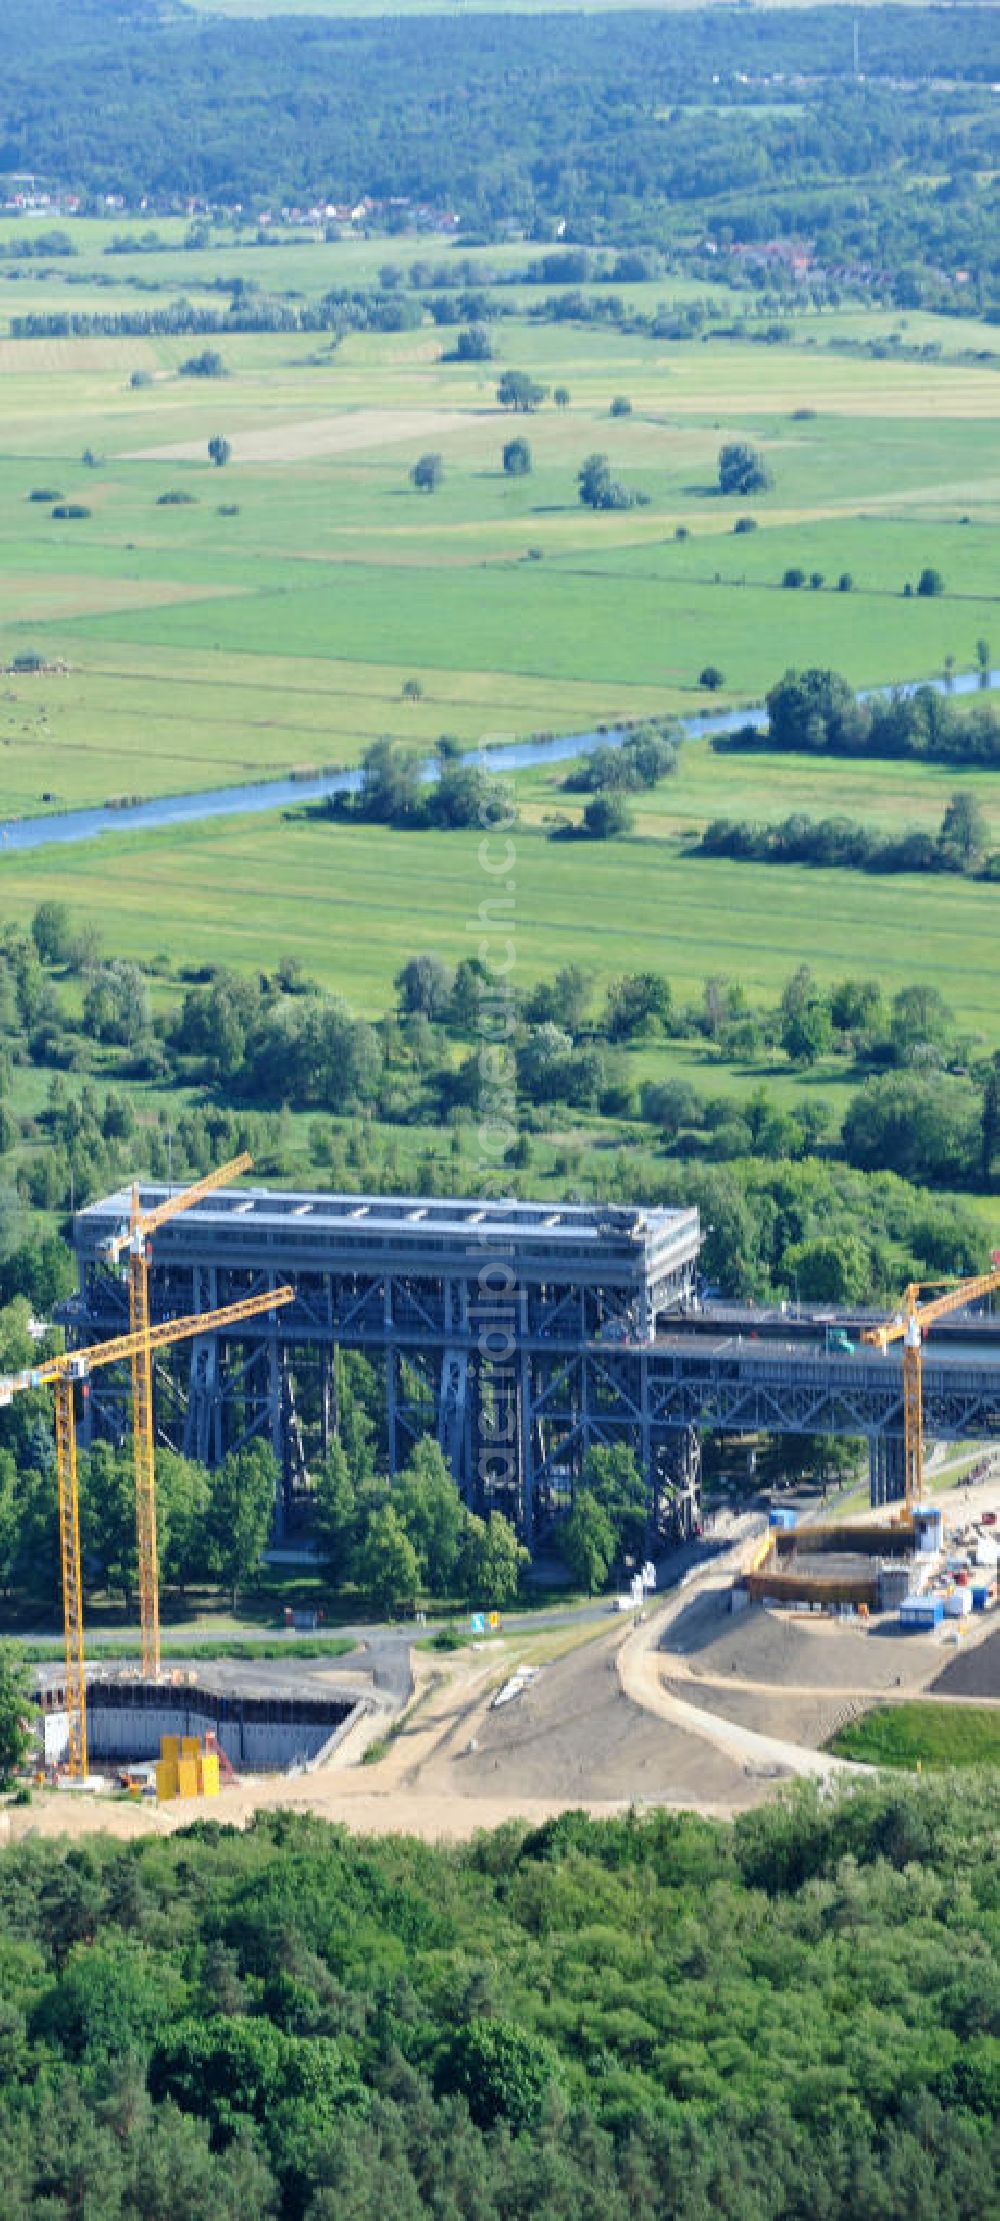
<box><xmin>176</xmin><ymin>1757</ymin><xmax>199</xmax><ymax>1799</ymax></box>
<box><xmin>161</xmin><ymin>1735</ymin><xmax>180</xmax><ymax>1764</ymax></box>
<box><xmin>181</xmin><ymin>1736</ymin><xmax>200</xmax><ymax>1760</ymax></box>
<box><xmin>198</xmin><ymin>1754</ymin><xmax>220</xmax><ymax>1798</ymax></box>
<box><xmin>155</xmin><ymin>1760</ymin><xmax>178</xmax><ymax>1802</ymax></box>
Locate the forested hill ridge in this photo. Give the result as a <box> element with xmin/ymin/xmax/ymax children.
<box><xmin>0</xmin><ymin>1787</ymin><xmax>999</xmax><ymax>2219</ymax></box>
<box><xmin>2</xmin><ymin>6</ymin><xmax>998</xmax><ymax>289</ymax></box>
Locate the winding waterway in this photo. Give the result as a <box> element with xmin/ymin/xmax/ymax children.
<box><xmin>1</xmin><ymin>666</ymin><xmax>996</xmax><ymax>857</ymax></box>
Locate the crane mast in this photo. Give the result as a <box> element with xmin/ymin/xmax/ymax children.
<box><xmin>863</xmin><ymin>1256</ymin><xmax>1000</xmax><ymax>1512</ymax></box>
<box><xmin>106</xmin><ymin>1155</ymin><xmax>253</xmax><ymax>1677</ymax></box>
<box><xmin>128</xmin><ymin>1223</ymin><xmax>159</xmax><ymax>1677</ymax></box>
<box><xmin>2</xmin><ymin>1273</ymin><xmax>295</xmax><ymax>1779</ymax></box>
<box><xmin>54</xmin><ymin>1375</ymin><xmax>87</xmax><ymax>1778</ymax></box>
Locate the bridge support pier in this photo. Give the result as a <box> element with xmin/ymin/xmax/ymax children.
<box><xmin>655</xmin><ymin>1425</ymin><xmax>702</xmax><ymax>1539</ymax></box>
<box><xmin>183</xmin><ymin>1265</ymin><xmax>222</xmax><ymax>1469</ymax></box>
<box><xmin>869</xmin><ymin>1434</ymin><xmax>906</xmax><ymax>1507</ymax></box>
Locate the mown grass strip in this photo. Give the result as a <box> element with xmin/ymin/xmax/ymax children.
<box><xmin>23</xmin><ymin>1634</ymin><xmax>357</xmax><ymax>1664</ymax></box>
<box><xmin>829</xmin><ymin>1700</ymin><xmax>1000</xmax><ymax>1771</ymax></box>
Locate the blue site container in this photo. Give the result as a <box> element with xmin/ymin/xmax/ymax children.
<box><xmin>971</xmin><ymin>1587</ymin><xmax>992</xmax><ymax>1613</ymax></box>
<box><xmin>769</xmin><ymin>1507</ymin><xmax>797</xmax><ymax>1531</ymax></box>
<box><xmin>899</xmin><ymin>1596</ymin><xmax>944</xmax><ymax>1631</ymax></box>
<box><xmin>913</xmin><ymin>1508</ymin><xmax>943</xmax><ymax>1555</ymax></box>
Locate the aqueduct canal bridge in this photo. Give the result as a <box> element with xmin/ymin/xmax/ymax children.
<box><xmin>71</xmin><ymin>1186</ymin><xmax>1000</xmax><ymax>1541</ymax></box>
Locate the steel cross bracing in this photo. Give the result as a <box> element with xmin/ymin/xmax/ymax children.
<box><xmin>69</xmin><ymin>1185</ymin><xmax>1000</xmax><ymax>1537</ymax></box>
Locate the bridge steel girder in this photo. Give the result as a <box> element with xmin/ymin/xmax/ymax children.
<box><xmin>68</xmin><ymin>1187</ymin><xmax>1000</xmax><ymax>1540</ymax></box>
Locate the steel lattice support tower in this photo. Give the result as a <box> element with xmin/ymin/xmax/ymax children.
<box><xmin>128</xmin><ymin>1242</ymin><xmax>160</xmax><ymax>1679</ymax></box>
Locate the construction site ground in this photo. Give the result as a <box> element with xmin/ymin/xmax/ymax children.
<box><xmin>9</xmin><ymin>1481</ymin><xmax>1000</xmax><ymax>1851</ymax></box>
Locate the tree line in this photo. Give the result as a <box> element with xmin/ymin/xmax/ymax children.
<box><xmin>715</xmin><ymin>667</ymin><xmax>999</xmax><ymax>768</ymax></box>
<box><xmin>698</xmin><ymin>790</ymin><xmax>998</xmax><ymax>880</ymax></box>
<box><xmin>0</xmin><ymin>903</ymin><xmax>996</xmax><ymax>1306</ymax></box>
<box><xmin>314</xmin><ymin>1422</ymin><xmax>525</xmax><ymax>1618</ymax></box>
<box><xmin>0</xmin><ymin>1291</ymin><xmax>527</xmax><ymax>1620</ymax></box>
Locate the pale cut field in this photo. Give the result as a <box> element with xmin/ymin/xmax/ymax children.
<box><xmin>0</xmin><ymin>571</ymin><xmax>227</xmax><ymax>624</ymax></box>
<box><xmin>132</xmin><ymin>406</ymin><xmax>476</xmax><ymax>464</ymax></box>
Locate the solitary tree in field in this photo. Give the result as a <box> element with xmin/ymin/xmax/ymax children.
<box><xmin>31</xmin><ymin>899</ymin><xmax>74</xmax><ymax>965</ymax></box>
<box><xmin>496</xmin><ymin>370</ymin><xmax>547</xmax><ymax>413</ymax></box>
<box><xmin>583</xmin><ymin>792</ymin><xmax>633</xmax><ymax>839</ymax></box>
<box><xmin>939</xmin><ymin>790</ymin><xmax>988</xmax><ymax>869</ymax></box>
<box><xmin>553</xmin><ymin>386</ymin><xmax>570</xmax><ymax>409</ymax></box>
<box><xmin>718</xmin><ymin>440</ymin><xmax>771</xmax><ymax>496</ymax></box>
<box><xmin>917</xmin><ymin>566</ymin><xmax>944</xmax><ymax>597</ymax></box>
<box><xmin>207</xmin><ymin>435</ymin><xmax>231</xmax><ymax>468</ymax></box>
<box><xmin>450</xmin><ymin>325</ymin><xmax>493</xmax><ymax>362</ymax></box>
<box><xmin>411</xmin><ymin>452</ymin><xmax>444</xmax><ymax>493</ymax></box>
<box><xmin>577</xmin><ymin>453</ymin><xmax>647</xmax><ymax>512</ymax></box>
<box><xmin>502</xmin><ymin>437</ymin><xmax>532</xmax><ymax>477</ymax></box>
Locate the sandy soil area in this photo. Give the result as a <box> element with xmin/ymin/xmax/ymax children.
<box><xmin>428</xmin><ymin>1628</ymin><xmax>776</xmax><ymax>1815</ymax></box>
<box><xmin>662</xmin><ymin>1679</ymin><xmax>853</xmax><ymax>1752</ymax></box>
<box><xmin>932</xmin><ymin>1626</ymin><xmax>1000</xmax><ymax>1699</ymax></box>
<box><xmin>5</xmin><ymin>1612</ymin><xmax>781</xmax><ymax>1850</ymax></box>
<box><xmin>130</xmin><ymin>408</ymin><xmax>475</xmax><ymax>465</ymax></box>
<box><xmin>13</xmin><ymin>1496</ymin><xmax>1000</xmax><ymax>1850</ymax></box>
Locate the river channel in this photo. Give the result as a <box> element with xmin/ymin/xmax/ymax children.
<box><xmin>1</xmin><ymin>666</ymin><xmax>996</xmax><ymax>857</ymax></box>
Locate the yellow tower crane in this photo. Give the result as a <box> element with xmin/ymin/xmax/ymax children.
<box><xmin>100</xmin><ymin>1154</ymin><xmax>253</xmax><ymax>1677</ymax></box>
<box><xmin>861</xmin><ymin>1255</ymin><xmax>1000</xmax><ymax>1511</ymax></box>
<box><xmin>0</xmin><ymin>1281</ymin><xmax>295</xmax><ymax>1779</ymax></box>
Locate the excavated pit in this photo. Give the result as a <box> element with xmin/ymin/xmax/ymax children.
<box><xmin>40</xmin><ymin>1673</ymin><xmax>358</xmax><ymax>1774</ymax></box>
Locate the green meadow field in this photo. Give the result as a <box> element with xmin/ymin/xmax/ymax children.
<box><xmin>517</xmin><ymin>734</ymin><xmax>1000</xmax><ymax>843</ymax></box>
<box><xmin>830</xmin><ymin>1703</ymin><xmax>1000</xmax><ymax>1772</ymax></box>
<box><xmin>0</xmin><ymin>300</ymin><xmax>996</xmax><ymax>816</ymax></box>
<box><xmin>0</xmin><ymin>809</ymin><xmax>996</xmax><ymax>1035</ymax></box>
<box><xmin>0</xmin><ymin>239</ymin><xmax>996</xmax><ymax>1075</ymax></box>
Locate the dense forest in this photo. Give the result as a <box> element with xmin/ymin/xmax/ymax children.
<box><xmin>2</xmin><ymin>7</ymin><xmax>998</xmax><ymax>296</ymax></box>
<box><xmin>0</xmin><ymin>1788</ymin><xmax>997</xmax><ymax>2217</ymax></box>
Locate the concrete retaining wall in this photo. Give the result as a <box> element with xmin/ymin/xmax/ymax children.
<box><xmin>45</xmin><ymin>1680</ymin><xmax>353</xmax><ymax>1773</ymax></box>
